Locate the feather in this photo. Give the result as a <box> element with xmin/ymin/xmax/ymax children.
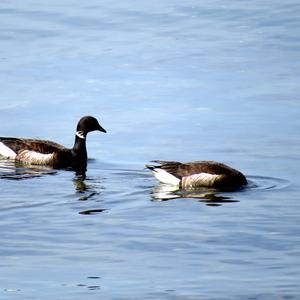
<box><xmin>17</xmin><ymin>150</ymin><xmax>55</xmax><ymax>165</ymax></box>
<box><xmin>146</xmin><ymin>160</ymin><xmax>247</xmax><ymax>189</ymax></box>
<box><xmin>151</xmin><ymin>168</ymin><xmax>180</xmax><ymax>185</ymax></box>
<box><xmin>0</xmin><ymin>141</ymin><xmax>17</xmax><ymax>159</ymax></box>
<box><xmin>182</xmin><ymin>173</ymin><xmax>222</xmax><ymax>187</ymax></box>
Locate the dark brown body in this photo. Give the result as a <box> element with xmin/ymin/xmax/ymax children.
<box><xmin>147</xmin><ymin>160</ymin><xmax>247</xmax><ymax>190</ymax></box>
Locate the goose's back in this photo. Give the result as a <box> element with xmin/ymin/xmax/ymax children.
<box><xmin>0</xmin><ymin>137</ymin><xmax>65</xmax><ymax>154</ymax></box>
<box><xmin>151</xmin><ymin>160</ymin><xmax>247</xmax><ymax>189</ymax></box>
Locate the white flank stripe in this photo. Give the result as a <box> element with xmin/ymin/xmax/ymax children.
<box><xmin>152</xmin><ymin>168</ymin><xmax>180</xmax><ymax>185</ymax></box>
<box><xmin>0</xmin><ymin>142</ymin><xmax>16</xmax><ymax>159</ymax></box>
<box><xmin>182</xmin><ymin>173</ymin><xmax>221</xmax><ymax>187</ymax></box>
<box><xmin>18</xmin><ymin>150</ymin><xmax>54</xmax><ymax>165</ymax></box>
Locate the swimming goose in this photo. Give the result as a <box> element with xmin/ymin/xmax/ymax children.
<box><xmin>146</xmin><ymin>160</ymin><xmax>247</xmax><ymax>190</ymax></box>
<box><xmin>0</xmin><ymin>116</ymin><xmax>106</xmax><ymax>176</ymax></box>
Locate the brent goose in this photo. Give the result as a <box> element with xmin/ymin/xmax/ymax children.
<box><xmin>146</xmin><ymin>160</ymin><xmax>247</xmax><ymax>190</ymax></box>
<box><xmin>0</xmin><ymin>116</ymin><xmax>106</xmax><ymax>177</ymax></box>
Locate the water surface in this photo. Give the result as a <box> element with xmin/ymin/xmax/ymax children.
<box><xmin>1</xmin><ymin>1</ymin><xmax>300</xmax><ymax>299</ymax></box>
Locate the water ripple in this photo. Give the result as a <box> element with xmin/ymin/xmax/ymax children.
<box><xmin>246</xmin><ymin>175</ymin><xmax>290</xmax><ymax>191</ymax></box>
<box><xmin>149</xmin><ymin>175</ymin><xmax>290</xmax><ymax>204</ymax></box>
<box><xmin>0</xmin><ymin>159</ymin><xmax>57</xmax><ymax>180</ymax></box>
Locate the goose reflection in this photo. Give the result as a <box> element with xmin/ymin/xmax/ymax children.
<box><xmin>150</xmin><ymin>184</ymin><xmax>239</xmax><ymax>206</ymax></box>
<box><xmin>0</xmin><ymin>159</ymin><xmax>99</xmax><ymax>197</ymax></box>
<box><xmin>73</xmin><ymin>176</ymin><xmax>109</xmax><ymax>215</ymax></box>
<box><xmin>0</xmin><ymin>159</ymin><xmax>96</xmax><ymax>200</ymax></box>
<box><xmin>73</xmin><ymin>176</ymin><xmax>100</xmax><ymax>201</ymax></box>
<box><xmin>0</xmin><ymin>158</ymin><xmax>57</xmax><ymax>180</ymax></box>
<box><xmin>0</xmin><ymin>157</ymin><xmax>87</xmax><ymax>181</ymax></box>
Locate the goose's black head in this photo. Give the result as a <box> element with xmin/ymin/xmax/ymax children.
<box><xmin>76</xmin><ymin>116</ymin><xmax>107</xmax><ymax>135</ymax></box>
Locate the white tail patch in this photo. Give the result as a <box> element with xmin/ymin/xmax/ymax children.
<box><xmin>182</xmin><ymin>173</ymin><xmax>221</xmax><ymax>187</ymax></box>
<box><xmin>17</xmin><ymin>150</ymin><xmax>54</xmax><ymax>165</ymax></box>
<box><xmin>0</xmin><ymin>142</ymin><xmax>17</xmax><ymax>159</ymax></box>
<box><xmin>152</xmin><ymin>168</ymin><xmax>180</xmax><ymax>186</ymax></box>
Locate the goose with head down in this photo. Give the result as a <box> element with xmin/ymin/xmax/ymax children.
<box><xmin>0</xmin><ymin>116</ymin><xmax>106</xmax><ymax>177</ymax></box>
<box><xmin>146</xmin><ymin>160</ymin><xmax>247</xmax><ymax>190</ymax></box>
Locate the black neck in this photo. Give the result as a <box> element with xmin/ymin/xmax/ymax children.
<box><xmin>71</xmin><ymin>135</ymin><xmax>88</xmax><ymax>179</ymax></box>
<box><xmin>73</xmin><ymin>135</ymin><xmax>87</xmax><ymax>157</ymax></box>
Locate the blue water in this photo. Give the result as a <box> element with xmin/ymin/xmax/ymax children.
<box><xmin>1</xmin><ymin>1</ymin><xmax>300</xmax><ymax>299</ymax></box>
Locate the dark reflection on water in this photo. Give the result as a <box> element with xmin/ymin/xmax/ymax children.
<box><xmin>149</xmin><ymin>175</ymin><xmax>290</xmax><ymax>205</ymax></box>
<box><xmin>73</xmin><ymin>172</ymin><xmax>111</xmax><ymax>215</ymax></box>
<box><xmin>199</xmin><ymin>194</ymin><xmax>239</xmax><ymax>207</ymax></box>
<box><xmin>73</xmin><ymin>177</ymin><xmax>100</xmax><ymax>201</ymax></box>
<box><xmin>79</xmin><ymin>208</ymin><xmax>109</xmax><ymax>215</ymax></box>
<box><xmin>67</xmin><ymin>276</ymin><xmax>102</xmax><ymax>291</ymax></box>
<box><xmin>0</xmin><ymin>159</ymin><xmax>57</xmax><ymax>180</ymax></box>
<box><xmin>150</xmin><ymin>184</ymin><xmax>240</xmax><ymax>206</ymax></box>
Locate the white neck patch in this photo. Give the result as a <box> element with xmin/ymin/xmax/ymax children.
<box><xmin>76</xmin><ymin>131</ymin><xmax>85</xmax><ymax>139</ymax></box>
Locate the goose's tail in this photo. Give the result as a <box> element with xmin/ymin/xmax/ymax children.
<box><xmin>145</xmin><ymin>162</ymin><xmax>180</xmax><ymax>186</ymax></box>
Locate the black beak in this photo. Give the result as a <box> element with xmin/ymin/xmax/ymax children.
<box><xmin>98</xmin><ymin>124</ymin><xmax>107</xmax><ymax>133</ymax></box>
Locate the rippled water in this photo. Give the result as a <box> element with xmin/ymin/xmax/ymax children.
<box><xmin>1</xmin><ymin>1</ymin><xmax>300</xmax><ymax>299</ymax></box>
